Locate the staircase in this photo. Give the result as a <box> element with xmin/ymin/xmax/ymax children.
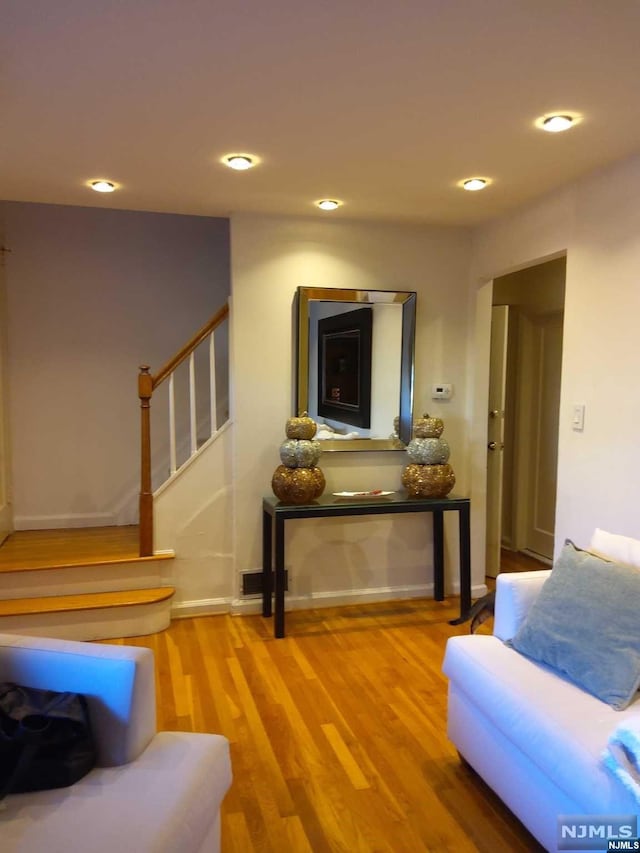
<box><xmin>0</xmin><ymin>526</ymin><xmax>175</xmax><ymax>640</ymax></box>
<box><xmin>0</xmin><ymin>302</ymin><xmax>230</xmax><ymax>641</ymax></box>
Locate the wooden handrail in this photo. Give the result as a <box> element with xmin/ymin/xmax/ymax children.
<box><xmin>138</xmin><ymin>365</ymin><xmax>154</xmax><ymax>556</ymax></box>
<box><xmin>138</xmin><ymin>301</ymin><xmax>229</xmax><ymax>556</ymax></box>
<box><xmin>152</xmin><ymin>303</ymin><xmax>229</xmax><ymax>390</ymax></box>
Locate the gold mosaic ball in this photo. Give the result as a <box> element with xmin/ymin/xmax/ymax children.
<box><xmin>414</xmin><ymin>413</ymin><xmax>445</xmax><ymax>439</ymax></box>
<box><xmin>272</xmin><ymin>465</ymin><xmax>325</xmax><ymax>504</ymax></box>
<box><xmin>401</xmin><ymin>463</ymin><xmax>455</xmax><ymax>498</ymax></box>
<box><xmin>285</xmin><ymin>413</ymin><xmax>317</xmax><ymax>440</ymax></box>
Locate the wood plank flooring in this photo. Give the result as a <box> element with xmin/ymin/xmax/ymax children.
<box><xmin>105</xmin><ymin>588</ymin><xmax>545</xmax><ymax>852</ymax></box>
<box><xmin>498</xmin><ymin>548</ymin><xmax>550</xmax><ymax>574</ymax></box>
<box><xmin>0</xmin><ymin>525</ymin><xmax>161</xmax><ymax>571</ymax></box>
<box><xmin>2</xmin><ymin>527</ymin><xmax>547</xmax><ymax>849</ymax></box>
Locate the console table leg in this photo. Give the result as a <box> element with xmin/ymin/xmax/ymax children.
<box><xmin>449</xmin><ymin>502</ymin><xmax>472</xmax><ymax>625</ymax></box>
<box><xmin>262</xmin><ymin>509</ymin><xmax>272</xmax><ymax>618</ymax></box>
<box><xmin>458</xmin><ymin>502</ymin><xmax>472</xmax><ymax>617</ymax></box>
<box><xmin>433</xmin><ymin>511</ymin><xmax>444</xmax><ymax>601</ymax></box>
<box><xmin>274</xmin><ymin>517</ymin><xmax>286</xmax><ymax>638</ymax></box>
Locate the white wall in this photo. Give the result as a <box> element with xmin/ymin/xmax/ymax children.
<box><xmin>2</xmin><ymin>202</ymin><xmax>229</xmax><ymax>528</ymax></box>
<box><xmin>13</xmin><ymin>143</ymin><xmax>640</xmax><ymax>614</ymax></box>
<box><xmin>370</xmin><ymin>302</ymin><xmax>403</xmax><ymax>438</ymax></box>
<box><xmin>493</xmin><ymin>256</ymin><xmax>566</xmax><ymax>313</ymax></box>
<box><xmin>154</xmin><ymin>423</ymin><xmax>233</xmax><ymax>611</ymax></box>
<box><xmin>469</xmin><ymin>151</ymin><xmax>640</xmax><ymax>572</ymax></box>
<box><xmin>230</xmin><ymin>214</ymin><xmax>474</xmax><ymax>608</ymax></box>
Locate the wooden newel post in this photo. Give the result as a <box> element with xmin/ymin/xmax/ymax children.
<box><xmin>138</xmin><ymin>365</ymin><xmax>154</xmax><ymax>556</ymax></box>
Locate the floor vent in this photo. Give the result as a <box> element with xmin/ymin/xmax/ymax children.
<box><xmin>242</xmin><ymin>570</ymin><xmax>288</xmax><ymax>596</ymax></box>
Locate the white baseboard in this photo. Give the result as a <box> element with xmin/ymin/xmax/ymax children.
<box><xmin>169</xmin><ymin>580</ymin><xmax>487</xmax><ymax>620</ymax></box>
<box><xmin>14</xmin><ymin>512</ymin><xmax>117</xmax><ymax>530</ymax></box>
<box><xmin>229</xmin><ymin>581</ymin><xmax>488</xmax><ymax>615</ymax></box>
<box><xmin>170</xmin><ymin>597</ymin><xmax>234</xmax><ymax>619</ymax></box>
<box><xmin>521</xmin><ymin>549</ymin><xmax>553</xmax><ymax>566</ymax></box>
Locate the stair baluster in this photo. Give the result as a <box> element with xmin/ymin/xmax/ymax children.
<box><xmin>138</xmin><ymin>302</ymin><xmax>229</xmax><ymax>557</ymax></box>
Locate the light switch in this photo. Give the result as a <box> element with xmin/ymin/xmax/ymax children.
<box><xmin>572</xmin><ymin>404</ymin><xmax>585</xmax><ymax>431</ymax></box>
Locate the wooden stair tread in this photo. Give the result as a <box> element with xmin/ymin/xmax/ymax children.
<box><xmin>0</xmin><ymin>551</ymin><xmax>175</xmax><ymax>574</ymax></box>
<box><xmin>0</xmin><ymin>587</ymin><xmax>176</xmax><ymax>617</ymax></box>
<box><xmin>0</xmin><ymin>526</ymin><xmax>174</xmax><ymax>573</ymax></box>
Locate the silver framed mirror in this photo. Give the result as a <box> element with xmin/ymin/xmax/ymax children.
<box><xmin>294</xmin><ymin>286</ymin><xmax>416</xmax><ymax>451</ymax></box>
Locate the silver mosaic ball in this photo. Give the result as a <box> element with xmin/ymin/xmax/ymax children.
<box><xmin>279</xmin><ymin>438</ymin><xmax>322</xmax><ymax>468</ymax></box>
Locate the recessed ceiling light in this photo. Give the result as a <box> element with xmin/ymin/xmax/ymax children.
<box><xmin>541</xmin><ymin>114</ymin><xmax>574</xmax><ymax>133</ymax></box>
<box><xmin>315</xmin><ymin>199</ymin><xmax>343</xmax><ymax>211</ymax></box>
<box><xmin>461</xmin><ymin>178</ymin><xmax>488</xmax><ymax>192</ymax></box>
<box><xmin>222</xmin><ymin>153</ymin><xmax>257</xmax><ymax>171</ymax></box>
<box><xmin>89</xmin><ymin>180</ymin><xmax>117</xmax><ymax>193</ymax></box>
<box><xmin>534</xmin><ymin>113</ymin><xmax>581</xmax><ymax>133</ymax></box>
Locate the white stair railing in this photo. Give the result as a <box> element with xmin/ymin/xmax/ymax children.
<box><xmin>138</xmin><ymin>302</ymin><xmax>229</xmax><ymax>556</ymax></box>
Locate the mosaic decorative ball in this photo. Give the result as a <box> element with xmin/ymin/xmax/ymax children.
<box><xmin>272</xmin><ymin>465</ymin><xmax>325</xmax><ymax>504</ymax></box>
<box><xmin>406</xmin><ymin>437</ymin><xmax>450</xmax><ymax>465</ymax></box>
<box><xmin>279</xmin><ymin>438</ymin><xmax>322</xmax><ymax>468</ymax></box>
<box><xmin>285</xmin><ymin>413</ymin><xmax>317</xmax><ymax>440</ymax></box>
<box><xmin>401</xmin><ymin>463</ymin><xmax>455</xmax><ymax>498</ymax></box>
<box><xmin>414</xmin><ymin>413</ymin><xmax>444</xmax><ymax>439</ymax></box>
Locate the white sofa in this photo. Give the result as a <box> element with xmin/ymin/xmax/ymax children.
<box><xmin>0</xmin><ymin>632</ymin><xmax>232</xmax><ymax>853</ymax></box>
<box><xmin>443</xmin><ymin>570</ymin><xmax>640</xmax><ymax>853</ymax></box>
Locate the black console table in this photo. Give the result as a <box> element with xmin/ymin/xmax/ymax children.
<box><xmin>262</xmin><ymin>491</ymin><xmax>471</xmax><ymax>638</ymax></box>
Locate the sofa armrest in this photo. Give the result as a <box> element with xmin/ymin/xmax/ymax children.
<box><xmin>493</xmin><ymin>570</ymin><xmax>551</xmax><ymax>641</ymax></box>
<box><xmin>0</xmin><ymin>633</ymin><xmax>156</xmax><ymax>767</ymax></box>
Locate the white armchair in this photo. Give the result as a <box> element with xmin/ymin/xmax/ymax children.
<box><xmin>0</xmin><ymin>632</ymin><xmax>232</xmax><ymax>853</ymax></box>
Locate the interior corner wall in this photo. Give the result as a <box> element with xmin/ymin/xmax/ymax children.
<box><xmin>229</xmin><ymin>214</ymin><xmax>475</xmax><ymax>607</ymax></box>
<box><xmin>2</xmin><ymin>202</ymin><xmax>230</xmax><ymax>529</ymax></box>
<box><xmin>469</xmin><ymin>150</ymin><xmax>640</xmax><ymax>562</ymax></box>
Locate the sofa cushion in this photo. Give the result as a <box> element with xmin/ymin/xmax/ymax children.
<box><xmin>493</xmin><ymin>570</ymin><xmax>551</xmax><ymax>641</ymax></box>
<box><xmin>0</xmin><ymin>634</ymin><xmax>156</xmax><ymax>766</ymax></box>
<box><xmin>443</xmin><ymin>634</ymin><xmax>640</xmax><ymax>815</ymax></box>
<box><xmin>507</xmin><ymin>540</ymin><xmax>640</xmax><ymax>710</ymax></box>
<box><xmin>0</xmin><ymin>731</ymin><xmax>232</xmax><ymax>853</ymax></box>
<box><xmin>589</xmin><ymin>527</ymin><xmax>640</xmax><ymax>569</ymax></box>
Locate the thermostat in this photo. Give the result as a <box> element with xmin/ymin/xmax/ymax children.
<box><xmin>431</xmin><ymin>383</ymin><xmax>453</xmax><ymax>400</ymax></box>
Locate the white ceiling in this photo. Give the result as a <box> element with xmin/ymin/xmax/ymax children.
<box><xmin>4</xmin><ymin>0</ymin><xmax>640</xmax><ymax>226</ymax></box>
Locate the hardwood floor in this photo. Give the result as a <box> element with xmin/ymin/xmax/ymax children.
<box><xmin>499</xmin><ymin>548</ymin><xmax>550</xmax><ymax>574</ymax></box>
<box><xmin>2</xmin><ymin>528</ymin><xmax>547</xmax><ymax>848</ymax></box>
<box><xmin>105</xmin><ymin>595</ymin><xmax>545</xmax><ymax>852</ymax></box>
<box><xmin>0</xmin><ymin>525</ymin><xmax>140</xmax><ymax>571</ymax></box>
<box><xmin>482</xmin><ymin>549</ymin><xmax>550</xmax><ymax>598</ymax></box>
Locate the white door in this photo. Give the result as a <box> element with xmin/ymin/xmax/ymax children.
<box><xmin>517</xmin><ymin>310</ymin><xmax>563</xmax><ymax>560</ymax></box>
<box><xmin>486</xmin><ymin>305</ymin><xmax>509</xmax><ymax>578</ymax></box>
<box><xmin>0</xmin><ymin>235</ymin><xmax>13</xmax><ymax>545</ymax></box>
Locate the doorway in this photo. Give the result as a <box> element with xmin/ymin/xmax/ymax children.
<box><xmin>0</xmin><ymin>222</ymin><xmax>13</xmax><ymax>546</ymax></box>
<box><xmin>485</xmin><ymin>257</ymin><xmax>566</xmax><ymax>578</ymax></box>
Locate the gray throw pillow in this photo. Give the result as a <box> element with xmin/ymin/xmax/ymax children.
<box><xmin>507</xmin><ymin>539</ymin><xmax>640</xmax><ymax>710</ymax></box>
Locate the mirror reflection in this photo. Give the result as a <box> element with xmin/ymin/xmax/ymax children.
<box><xmin>295</xmin><ymin>287</ymin><xmax>416</xmax><ymax>451</ymax></box>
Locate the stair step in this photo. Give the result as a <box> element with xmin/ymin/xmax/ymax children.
<box><xmin>0</xmin><ymin>526</ymin><xmax>174</xmax><ymax>574</ymax></box>
<box><xmin>0</xmin><ymin>586</ymin><xmax>175</xmax><ymax>618</ymax></box>
<box><xmin>0</xmin><ymin>551</ymin><xmax>174</xmax><ymax>574</ymax></box>
<box><xmin>0</xmin><ymin>529</ymin><xmax>176</xmax><ymax>640</ymax></box>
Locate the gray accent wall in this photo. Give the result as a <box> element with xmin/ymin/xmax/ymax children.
<box><xmin>2</xmin><ymin>201</ymin><xmax>229</xmax><ymax>528</ymax></box>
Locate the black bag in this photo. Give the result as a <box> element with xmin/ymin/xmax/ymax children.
<box><xmin>0</xmin><ymin>682</ymin><xmax>97</xmax><ymax>799</ymax></box>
